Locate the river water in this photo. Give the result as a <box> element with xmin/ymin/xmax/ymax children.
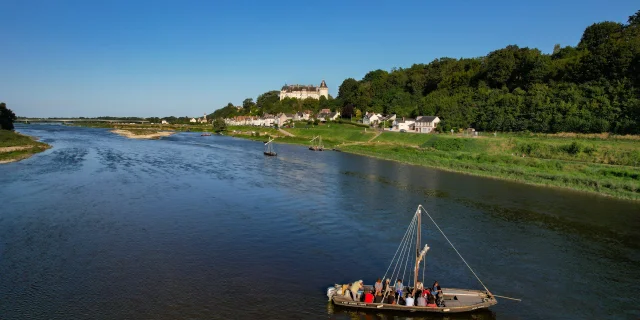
<box><xmin>1</xmin><ymin>124</ymin><xmax>639</xmax><ymax>320</ymax></box>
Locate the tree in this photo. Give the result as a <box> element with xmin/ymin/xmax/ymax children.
<box><xmin>212</xmin><ymin>118</ymin><xmax>227</xmax><ymax>132</ymax></box>
<box><xmin>337</xmin><ymin>78</ymin><xmax>359</xmax><ymax>106</ymax></box>
<box><xmin>630</xmin><ymin>10</ymin><xmax>640</xmax><ymax>26</ymax></box>
<box><xmin>342</xmin><ymin>104</ymin><xmax>355</xmax><ymax>119</ymax></box>
<box><xmin>578</xmin><ymin>21</ymin><xmax>624</xmax><ymax>51</ymax></box>
<box><xmin>0</xmin><ymin>102</ymin><xmax>17</xmax><ymax>130</ymax></box>
<box><xmin>242</xmin><ymin>98</ymin><xmax>255</xmax><ymax>110</ymax></box>
<box><xmin>256</xmin><ymin>91</ymin><xmax>280</xmax><ymax>109</ymax></box>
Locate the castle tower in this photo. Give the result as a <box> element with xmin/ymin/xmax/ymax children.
<box><xmin>319</xmin><ymin>80</ymin><xmax>328</xmax><ymax>99</ymax></box>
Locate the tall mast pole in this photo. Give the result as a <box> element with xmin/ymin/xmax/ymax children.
<box><xmin>414</xmin><ymin>207</ymin><xmax>421</xmax><ymax>288</ymax></box>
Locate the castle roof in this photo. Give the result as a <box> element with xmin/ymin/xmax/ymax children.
<box><xmin>281</xmin><ymin>84</ymin><xmax>318</xmax><ymax>92</ymax></box>
<box><xmin>282</xmin><ymin>80</ymin><xmax>327</xmax><ymax>92</ymax></box>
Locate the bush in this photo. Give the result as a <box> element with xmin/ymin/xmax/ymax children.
<box><xmin>559</xmin><ymin>141</ymin><xmax>583</xmax><ymax>155</ymax></box>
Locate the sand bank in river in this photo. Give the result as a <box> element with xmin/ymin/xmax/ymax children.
<box><xmin>111</xmin><ymin>129</ymin><xmax>175</xmax><ymax>139</ymax></box>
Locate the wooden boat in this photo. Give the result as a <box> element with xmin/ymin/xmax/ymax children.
<box><xmin>263</xmin><ymin>138</ymin><xmax>277</xmax><ymax>156</ymax></box>
<box><xmin>201</xmin><ymin>133</ymin><xmax>211</xmax><ymax>136</ymax></box>
<box><xmin>327</xmin><ymin>205</ymin><xmax>499</xmax><ymax>314</ymax></box>
<box><xmin>309</xmin><ymin>136</ymin><xmax>324</xmax><ymax>151</ymax></box>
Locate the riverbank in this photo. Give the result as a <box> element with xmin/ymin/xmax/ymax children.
<box><xmin>70</xmin><ymin>122</ymin><xmax>640</xmax><ymax>200</ymax></box>
<box><xmin>111</xmin><ymin>129</ymin><xmax>175</xmax><ymax>139</ymax></box>
<box><xmin>226</xmin><ymin>124</ymin><xmax>640</xmax><ymax>200</ymax></box>
<box><xmin>0</xmin><ymin>130</ymin><xmax>51</xmax><ymax>163</ymax></box>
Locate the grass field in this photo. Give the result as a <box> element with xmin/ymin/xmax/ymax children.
<box><xmin>0</xmin><ymin>130</ymin><xmax>51</xmax><ymax>163</ymax></box>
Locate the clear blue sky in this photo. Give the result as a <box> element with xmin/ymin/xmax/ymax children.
<box><xmin>1</xmin><ymin>0</ymin><xmax>637</xmax><ymax>118</ymax></box>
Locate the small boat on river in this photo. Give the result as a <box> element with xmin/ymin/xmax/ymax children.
<box><xmin>264</xmin><ymin>138</ymin><xmax>277</xmax><ymax>156</ymax></box>
<box><xmin>327</xmin><ymin>205</ymin><xmax>500</xmax><ymax>314</ymax></box>
<box><xmin>201</xmin><ymin>133</ymin><xmax>211</xmax><ymax>136</ymax></box>
<box><xmin>309</xmin><ymin>136</ymin><xmax>324</xmax><ymax>151</ymax></box>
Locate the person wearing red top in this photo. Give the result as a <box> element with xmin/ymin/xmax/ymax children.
<box><xmin>364</xmin><ymin>290</ymin><xmax>374</xmax><ymax>303</ymax></box>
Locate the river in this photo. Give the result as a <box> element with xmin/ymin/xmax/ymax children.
<box><xmin>1</xmin><ymin>124</ymin><xmax>639</xmax><ymax>320</ymax></box>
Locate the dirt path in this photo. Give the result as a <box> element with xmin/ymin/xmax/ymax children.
<box><xmin>368</xmin><ymin>131</ymin><xmax>383</xmax><ymax>142</ymax></box>
<box><xmin>278</xmin><ymin>128</ymin><xmax>295</xmax><ymax>137</ymax></box>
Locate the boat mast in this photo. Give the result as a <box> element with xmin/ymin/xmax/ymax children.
<box><xmin>414</xmin><ymin>207</ymin><xmax>421</xmax><ymax>288</ymax></box>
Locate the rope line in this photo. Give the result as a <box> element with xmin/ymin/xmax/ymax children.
<box><xmin>419</xmin><ymin>205</ymin><xmax>491</xmax><ymax>293</ymax></box>
<box><xmin>381</xmin><ymin>213</ymin><xmax>417</xmax><ymax>281</ymax></box>
<box><xmin>388</xmin><ymin>215</ymin><xmax>415</xmax><ymax>284</ymax></box>
<box><xmin>382</xmin><ymin>213</ymin><xmax>416</xmax><ymax>302</ymax></box>
<box><xmin>398</xmin><ymin>218</ymin><xmax>416</xmax><ymax>302</ymax></box>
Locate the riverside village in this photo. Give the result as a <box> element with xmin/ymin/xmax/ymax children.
<box><xmin>219</xmin><ymin>80</ymin><xmax>441</xmax><ymax>133</ymax></box>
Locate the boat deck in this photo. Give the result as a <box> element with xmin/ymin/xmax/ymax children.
<box><xmin>331</xmin><ymin>286</ymin><xmax>497</xmax><ymax>313</ymax></box>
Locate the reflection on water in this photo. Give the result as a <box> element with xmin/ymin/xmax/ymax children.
<box><xmin>0</xmin><ymin>124</ymin><xmax>638</xmax><ymax>320</ymax></box>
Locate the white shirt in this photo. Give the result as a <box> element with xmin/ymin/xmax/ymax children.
<box><xmin>405</xmin><ymin>296</ymin><xmax>415</xmax><ymax>306</ymax></box>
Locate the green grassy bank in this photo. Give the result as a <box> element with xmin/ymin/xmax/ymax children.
<box><xmin>231</xmin><ymin>123</ymin><xmax>640</xmax><ymax>200</ymax></box>
<box><xmin>0</xmin><ymin>130</ymin><xmax>51</xmax><ymax>163</ymax></box>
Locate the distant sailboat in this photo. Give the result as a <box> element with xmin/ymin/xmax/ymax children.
<box><xmin>264</xmin><ymin>138</ymin><xmax>277</xmax><ymax>156</ymax></box>
<box><xmin>309</xmin><ymin>136</ymin><xmax>324</xmax><ymax>151</ymax></box>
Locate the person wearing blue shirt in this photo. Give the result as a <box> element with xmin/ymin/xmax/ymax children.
<box><xmin>431</xmin><ymin>281</ymin><xmax>443</xmax><ymax>306</ymax></box>
<box><xmin>395</xmin><ymin>279</ymin><xmax>404</xmax><ymax>301</ymax></box>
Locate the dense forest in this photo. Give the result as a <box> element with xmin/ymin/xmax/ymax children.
<box><xmin>214</xmin><ymin>10</ymin><xmax>640</xmax><ymax>134</ymax></box>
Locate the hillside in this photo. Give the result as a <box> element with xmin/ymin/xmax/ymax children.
<box><xmin>218</xmin><ymin>11</ymin><xmax>640</xmax><ymax>134</ymax></box>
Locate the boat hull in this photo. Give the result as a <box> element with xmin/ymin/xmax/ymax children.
<box><xmin>330</xmin><ymin>287</ymin><xmax>497</xmax><ymax>314</ymax></box>
<box><xmin>263</xmin><ymin>152</ymin><xmax>277</xmax><ymax>156</ymax></box>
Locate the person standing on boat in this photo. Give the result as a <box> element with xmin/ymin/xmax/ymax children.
<box><xmin>416</xmin><ymin>280</ymin><xmax>424</xmax><ymax>292</ymax></box>
<box><xmin>351</xmin><ymin>280</ymin><xmax>363</xmax><ymax>301</ymax></box>
<box><xmin>374</xmin><ymin>278</ymin><xmax>383</xmax><ymax>295</ymax></box>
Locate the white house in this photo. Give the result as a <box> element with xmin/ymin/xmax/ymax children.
<box><xmin>363</xmin><ymin>112</ymin><xmax>382</xmax><ymax>125</ymax></box>
<box><xmin>317</xmin><ymin>110</ymin><xmax>340</xmax><ymax>122</ymax></box>
<box><xmin>293</xmin><ymin>111</ymin><xmax>312</xmax><ymax>121</ymax></box>
<box><xmin>263</xmin><ymin>114</ymin><xmax>275</xmax><ymax>127</ymax></box>
<box><xmin>275</xmin><ymin>113</ymin><xmax>292</xmax><ymax>126</ymax></box>
<box><xmin>190</xmin><ymin>118</ymin><xmax>197</xmax><ymax>123</ymax></box>
<box><xmin>161</xmin><ymin>120</ymin><xmax>169</xmax><ymax>125</ymax></box>
<box><xmin>393</xmin><ymin>118</ymin><xmax>415</xmax><ymax>131</ymax></box>
<box><xmin>381</xmin><ymin>114</ymin><xmax>397</xmax><ymax>123</ymax></box>
<box><xmin>414</xmin><ymin>116</ymin><xmax>440</xmax><ymax>133</ymax></box>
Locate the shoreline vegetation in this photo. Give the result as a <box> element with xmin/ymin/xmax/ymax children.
<box><xmin>0</xmin><ymin>130</ymin><xmax>51</xmax><ymax>164</ymax></box>
<box><xmin>67</xmin><ymin>122</ymin><xmax>640</xmax><ymax>200</ymax></box>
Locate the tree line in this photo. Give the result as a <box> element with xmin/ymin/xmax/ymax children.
<box><xmin>217</xmin><ymin>10</ymin><xmax>640</xmax><ymax>134</ymax></box>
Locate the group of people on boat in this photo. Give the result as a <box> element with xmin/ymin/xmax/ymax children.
<box><xmin>337</xmin><ymin>278</ymin><xmax>444</xmax><ymax>307</ymax></box>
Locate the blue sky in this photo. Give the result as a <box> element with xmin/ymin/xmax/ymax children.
<box><xmin>1</xmin><ymin>0</ymin><xmax>637</xmax><ymax>118</ymax></box>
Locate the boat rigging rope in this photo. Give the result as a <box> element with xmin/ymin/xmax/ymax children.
<box><xmin>419</xmin><ymin>205</ymin><xmax>491</xmax><ymax>293</ymax></box>
<box><xmin>381</xmin><ymin>213</ymin><xmax>417</xmax><ymax>282</ymax></box>
<box><xmin>394</xmin><ymin>220</ymin><xmax>416</xmax><ymax>303</ymax></box>
<box><xmin>382</xmin><ymin>213</ymin><xmax>417</xmax><ymax>302</ymax></box>
<box><xmin>400</xmin><ymin>218</ymin><xmax>416</xmax><ymax>290</ymax></box>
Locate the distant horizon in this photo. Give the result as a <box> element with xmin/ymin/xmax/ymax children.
<box><xmin>1</xmin><ymin>0</ymin><xmax>637</xmax><ymax>118</ymax></box>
